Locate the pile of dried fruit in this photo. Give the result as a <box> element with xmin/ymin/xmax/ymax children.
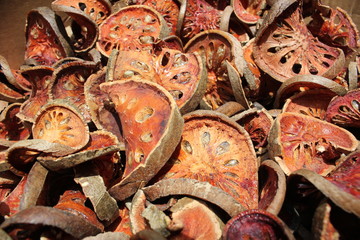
<box><xmin>0</xmin><ymin>0</ymin><xmax>359</xmax><ymax>239</ymax></box>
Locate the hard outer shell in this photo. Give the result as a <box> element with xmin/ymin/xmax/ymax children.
<box><xmin>157</xmin><ymin>110</ymin><xmax>258</xmax><ymax>209</ymax></box>
<box><xmin>25</xmin><ymin>7</ymin><xmax>73</xmax><ymax>66</ymax></box>
<box><xmin>97</xmin><ymin>5</ymin><xmax>170</xmax><ymax>57</ymax></box>
<box><xmin>100</xmin><ymin>80</ymin><xmax>184</xmax><ymax>201</ymax></box>
<box><xmin>168</xmin><ymin>197</ymin><xmax>224</xmax><ymax>240</ymax></box>
<box><xmin>268</xmin><ymin>112</ymin><xmax>358</xmax><ymax>176</ymax></box>
<box><xmin>223</xmin><ymin>209</ymin><xmax>295</xmax><ymax>240</ymax></box>
<box><xmin>325</xmin><ymin>88</ymin><xmax>360</xmax><ymax>127</ymax></box>
<box><xmin>32</xmin><ymin>100</ymin><xmax>90</xmax><ymax>151</ymax></box>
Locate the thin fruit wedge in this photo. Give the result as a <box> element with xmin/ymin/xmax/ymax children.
<box><xmin>25</xmin><ymin>7</ymin><xmax>73</xmax><ymax>66</ymax></box>
<box><xmin>97</xmin><ymin>5</ymin><xmax>170</xmax><ymax>57</ymax></box>
<box><xmin>0</xmin><ymin>103</ymin><xmax>30</xmax><ymax>142</ymax></box>
<box><xmin>231</xmin><ymin>0</ymin><xmax>266</xmax><ymax>24</ymax></box>
<box><xmin>100</xmin><ymin>79</ymin><xmax>183</xmax><ymax>201</ymax></box>
<box><xmin>156</xmin><ymin>110</ymin><xmax>258</xmax><ymax>209</ymax></box>
<box><xmin>32</xmin><ymin>100</ymin><xmax>90</xmax><ymax>151</ymax></box>
<box><xmin>268</xmin><ymin>112</ymin><xmax>358</xmax><ymax>176</ymax></box>
<box><xmin>253</xmin><ymin>0</ymin><xmax>345</xmax><ymax>82</ymax></box>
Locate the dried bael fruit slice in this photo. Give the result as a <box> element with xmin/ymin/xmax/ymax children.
<box><xmin>52</xmin><ymin>4</ymin><xmax>99</xmax><ymax>53</ymax></box>
<box><xmin>25</xmin><ymin>7</ymin><xmax>73</xmax><ymax>66</ymax></box>
<box><xmin>312</xmin><ymin>201</ymin><xmax>340</xmax><ymax>240</ymax></box>
<box><xmin>37</xmin><ymin>130</ymin><xmax>121</xmax><ymax>171</ymax></box>
<box><xmin>273</xmin><ymin>75</ymin><xmax>347</xmax><ymax>108</ymax></box>
<box><xmin>0</xmin><ymin>55</ymin><xmax>30</xmax><ymax>92</ymax></box>
<box><xmin>0</xmin><ymin>70</ymin><xmax>27</xmax><ymax>103</ymax></box>
<box><xmin>32</xmin><ymin>100</ymin><xmax>90</xmax><ymax>151</ymax></box>
<box><xmin>131</xmin><ymin>0</ymin><xmax>181</xmax><ymax>35</ymax></box>
<box><xmin>97</xmin><ymin>5</ymin><xmax>170</xmax><ymax>57</ymax></box>
<box><xmin>100</xmin><ymin>80</ymin><xmax>183</xmax><ymax>201</ymax></box>
<box><xmin>49</xmin><ymin>61</ymin><xmax>98</xmax><ymax>122</ymax></box>
<box><xmin>268</xmin><ymin>112</ymin><xmax>358</xmax><ymax>176</ymax></box>
<box><xmin>0</xmin><ymin>176</ymin><xmax>27</xmax><ymax>216</ymax></box>
<box><xmin>185</xmin><ymin>30</ymin><xmax>254</xmax><ymax>110</ymax></box>
<box><xmin>52</xmin><ymin>0</ymin><xmax>112</xmax><ymax>25</ymax></box>
<box><xmin>231</xmin><ymin>0</ymin><xmax>266</xmax><ymax>24</ymax></box>
<box><xmin>1</xmin><ymin>206</ymin><xmax>102</xmax><ymax>239</ymax></box>
<box><xmin>253</xmin><ymin>0</ymin><xmax>345</xmax><ymax>82</ymax></box>
<box><xmin>325</xmin><ymin>88</ymin><xmax>360</xmax><ymax>128</ymax></box>
<box><xmin>282</xmin><ymin>88</ymin><xmax>337</xmax><ymax>120</ymax></box>
<box><xmin>223</xmin><ymin>209</ymin><xmax>295</xmax><ymax>240</ymax></box>
<box><xmin>157</xmin><ymin>110</ymin><xmax>258</xmax><ymax>209</ymax></box>
<box><xmin>258</xmin><ymin>160</ymin><xmax>286</xmax><ymax>215</ymax></box>
<box><xmin>288</xmin><ymin>168</ymin><xmax>360</xmax><ymax>217</ymax></box>
<box><xmin>232</xmin><ymin>108</ymin><xmax>273</xmax><ymax>150</ymax></box>
<box><xmin>84</xmin><ymin>68</ymin><xmax>124</xmax><ymax>143</ymax></box>
<box><xmin>0</xmin><ymin>103</ymin><xmax>31</xmax><ymax>142</ymax></box>
<box><xmin>16</xmin><ymin>66</ymin><xmax>54</xmax><ymax>123</ymax></box>
<box><xmin>143</xmin><ymin>178</ymin><xmax>246</xmax><ymax>217</ymax></box>
<box><xmin>168</xmin><ymin>197</ymin><xmax>224</xmax><ymax>240</ymax></box>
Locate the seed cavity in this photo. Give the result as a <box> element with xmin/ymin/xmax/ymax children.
<box><xmin>351</xmin><ymin>100</ymin><xmax>360</xmax><ymax>111</ymax></box>
<box><xmin>135</xmin><ymin>148</ymin><xmax>145</xmax><ymax>163</ymax></box>
<box><xmin>139</xmin><ymin>35</ymin><xmax>155</xmax><ymax>44</ymax></box>
<box><xmin>224</xmin><ymin>159</ymin><xmax>239</xmax><ymax>167</ymax></box>
<box><xmin>182</xmin><ymin>140</ymin><xmax>193</xmax><ymax>154</ymax></box>
<box><xmin>224</xmin><ymin>172</ymin><xmax>239</xmax><ymax>178</ymax></box>
<box><xmin>127</xmin><ymin>98</ymin><xmax>138</xmax><ymax>109</ymax></box>
<box><xmin>201</xmin><ymin>132</ymin><xmax>210</xmax><ymax>146</ymax></box>
<box><xmin>140</xmin><ymin>132</ymin><xmax>153</xmax><ymax>142</ymax></box>
<box><xmin>216</xmin><ymin>141</ymin><xmax>230</xmax><ymax>155</ymax></box>
<box><xmin>44</xmin><ymin>120</ymin><xmax>51</xmax><ymax>130</ymax></box>
<box><xmin>123</xmin><ymin>70</ymin><xmax>134</xmax><ymax>78</ymax></box>
<box><xmin>135</xmin><ymin>106</ymin><xmax>154</xmax><ymax>123</ymax></box>
<box><xmin>60</xmin><ymin>117</ymin><xmax>71</xmax><ymax>125</ymax></box>
<box><xmin>169</xmin><ymin>90</ymin><xmax>183</xmax><ymax>100</ymax></box>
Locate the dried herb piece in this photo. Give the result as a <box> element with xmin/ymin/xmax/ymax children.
<box><xmin>101</xmin><ymin>80</ymin><xmax>183</xmax><ymax>201</ymax></box>
<box><xmin>223</xmin><ymin>209</ymin><xmax>295</xmax><ymax>240</ymax></box>
<box><xmin>129</xmin><ymin>190</ymin><xmax>149</xmax><ymax>234</ymax></box>
<box><xmin>0</xmin><ymin>175</ymin><xmax>27</xmax><ymax>216</ymax></box>
<box><xmin>325</xmin><ymin>88</ymin><xmax>360</xmax><ymax>128</ymax></box>
<box><xmin>231</xmin><ymin>0</ymin><xmax>266</xmax><ymax>24</ymax></box>
<box><xmin>268</xmin><ymin>112</ymin><xmax>358</xmax><ymax>175</ymax></box>
<box><xmin>32</xmin><ymin>100</ymin><xmax>90</xmax><ymax>151</ymax></box>
<box><xmin>25</xmin><ymin>7</ymin><xmax>73</xmax><ymax>66</ymax></box>
<box><xmin>97</xmin><ymin>5</ymin><xmax>170</xmax><ymax>57</ymax></box>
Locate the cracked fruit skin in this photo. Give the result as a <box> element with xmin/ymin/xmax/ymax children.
<box><xmin>268</xmin><ymin>112</ymin><xmax>358</xmax><ymax>176</ymax></box>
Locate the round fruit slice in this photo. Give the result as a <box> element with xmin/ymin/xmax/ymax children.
<box><xmin>268</xmin><ymin>112</ymin><xmax>358</xmax><ymax>176</ymax></box>
<box><xmin>223</xmin><ymin>209</ymin><xmax>295</xmax><ymax>240</ymax></box>
<box><xmin>17</xmin><ymin>66</ymin><xmax>54</xmax><ymax>123</ymax></box>
<box><xmin>97</xmin><ymin>5</ymin><xmax>170</xmax><ymax>57</ymax></box>
<box><xmin>100</xmin><ymin>80</ymin><xmax>184</xmax><ymax>201</ymax></box>
<box><xmin>325</xmin><ymin>88</ymin><xmax>360</xmax><ymax>128</ymax></box>
<box><xmin>52</xmin><ymin>0</ymin><xmax>112</xmax><ymax>25</ymax></box>
<box><xmin>253</xmin><ymin>0</ymin><xmax>345</xmax><ymax>82</ymax></box>
<box><xmin>282</xmin><ymin>88</ymin><xmax>337</xmax><ymax>120</ymax></box>
<box><xmin>49</xmin><ymin>61</ymin><xmax>98</xmax><ymax>123</ymax></box>
<box><xmin>32</xmin><ymin>100</ymin><xmax>90</xmax><ymax>151</ymax></box>
<box><xmin>231</xmin><ymin>0</ymin><xmax>266</xmax><ymax>24</ymax></box>
<box><xmin>25</xmin><ymin>7</ymin><xmax>73</xmax><ymax>66</ymax></box>
<box><xmin>157</xmin><ymin>110</ymin><xmax>258</xmax><ymax>209</ymax></box>
<box><xmin>185</xmin><ymin>30</ymin><xmax>254</xmax><ymax>110</ymax></box>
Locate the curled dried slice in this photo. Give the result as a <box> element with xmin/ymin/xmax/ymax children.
<box><xmin>232</xmin><ymin>108</ymin><xmax>273</xmax><ymax>150</ymax></box>
<box><xmin>37</xmin><ymin>130</ymin><xmax>122</xmax><ymax>171</ymax></box>
<box><xmin>0</xmin><ymin>71</ymin><xmax>26</xmax><ymax>103</ymax></box>
<box><xmin>325</xmin><ymin>88</ymin><xmax>360</xmax><ymax>128</ymax></box>
<box><xmin>142</xmin><ymin>178</ymin><xmax>246</xmax><ymax>217</ymax></box>
<box><xmin>223</xmin><ymin>209</ymin><xmax>295</xmax><ymax>240</ymax></box>
<box><xmin>49</xmin><ymin>61</ymin><xmax>98</xmax><ymax>122</ymax></box>
<box><xmin>253</xmin><ymin>1</ymin><xmax>345</xmax><ymax>82</ymax></box>
<box><xmin>268</xmin><ymin>112</ymin><xmax>358</xmax><ymax>176</ymax></box>
<box><xmin>25</xmin><ymin>7</ymin><xmax>73</xmax><ymax>66</ymax></box>
<box><xmin>283</xmin><ymin>89</ymin><xmax>337</xmax><ymax>120</ymax></box>
<box><xmin>100</xmin><ymin>80</ymin><xmax>183</xmax><ymax>201</ymax></box>
<box><xmin>168</xmin><ymin>197</ymin><xmax>224</xmax><ymax>240</ymax></box>
<box><xmin>288</xmin><ymin>169</ymin><xmax>360</xmax><ymax>217</ymax></box>
<box><xmin>258</xmin><ymin>160</ymin><xmax>286</xmax><ymax>215</ymax></box>
<box><xmin>157</xmin><ymin>110</ymin><xmax>258</xmax><ymax>209</ymax></box>
<box><xmin>52</xmin><ymin>0</ymin><xmax>112</xmax><ymax>24</ymax></box>
<box><xmin>274</xmin><ymin>75</ymin><xmax>347</xmax><ymax>108</ymax></box>
<box><xmin>16</xmin><ymin>66</ymin><xmax>54</xmax><ymax>122</ymax></box>
<box><xmin>97</xmin><ymin>5</ymin><xmax>170</xmax><ymax>57</ymax></box>
<box><xmin>0</xmin><ymin>103</ymin><xmax>31</xmax><ymax>142</ymax></box>
<box><xmin>85</xmin><ymin>68</ymin><xmax>124</xmax><ymax>143</ymax></box>
<box><xmin>32</xmin><ymin>100</ymin><xmax>90</xmax><ymax>151</ymax></box>
<box><xmin>185</xmin><ymin>30</ymin><xmax>254</xmax><ymax>109</ymax></box>
<box><xmin>0</xmin><ymin>55</ymin><xmax>29</xmax><ymax>92</ymax></box>
<box><xmin>312</xmin><ymin>201</ymin><xmax>340</xmax><ymax>240</ymax></box>
<box><xmin>231</xmin><ymin>0</ymin><xmax>266</xmax><ymax>24</ymax></box>
<box><xmin>52</xmin><ymin>4</ymin><xmax>99</xmax><ymax>53</ymax></box>
<box><xmin>0</xmin><ymin>176</ymin><xmax>27</xmax><ymax>216</ymax></box>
